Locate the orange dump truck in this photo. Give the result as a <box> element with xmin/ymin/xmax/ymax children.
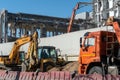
<box><xmin>78</xmin><ymin>17</ymin><xmax>120</xmax><ymax>75</ymax></box>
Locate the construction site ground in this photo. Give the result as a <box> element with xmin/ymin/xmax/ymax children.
<box><xmin>48</xmin><ymin>61</ymin><xmax>79</xmax><ymax>72</ymax></box>
<box><xmin>0</xmin><ymin>61</ymin><xmax>120</xmax><ymax>80</ymax></box>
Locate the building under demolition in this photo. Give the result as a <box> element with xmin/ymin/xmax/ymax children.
<box><xmin>0</xmin><ymin>9</ymin><xmax>96</xmax><ymax>43</ymax></box>
<box><xmin>93</xmin><ymin>0</ymin><xmax>120</xmax><ymax>27</ymax></box>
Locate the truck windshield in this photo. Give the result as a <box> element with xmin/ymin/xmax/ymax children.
<box><xmin>84</xmin><ymin>38</ymin><xmax>95</xmax><ymax>47</ymax></box>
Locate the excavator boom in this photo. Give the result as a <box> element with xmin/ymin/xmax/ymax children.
<box><xmin>24</xmin><ymin>31</ymin><xmax>38</xmax><ymax>70</ymax></box>
<box><xmin>9</xmin><ymin>36</ymin><xmax>31</xmax><ymax>59</ymax></box>
<box><xmin>0</xmin><ymin>31</ymin><xmax>38</xmax><ymax>68</ymax></box>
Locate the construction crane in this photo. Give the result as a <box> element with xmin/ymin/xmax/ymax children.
<box><xmin>67</xmin><ymin>2</ymin><xmax>93</xmax><ymax>33</ymax></box>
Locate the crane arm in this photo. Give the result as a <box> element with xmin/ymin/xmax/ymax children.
<box><xmin>67</xmin><ymin>3</ymin><xmax>79</xmax><ymax>33</ymax></box>
<box><xmin>67</xmin><ymin>2</ymin><xmax>93</xmax><ymax>33</ymax></box>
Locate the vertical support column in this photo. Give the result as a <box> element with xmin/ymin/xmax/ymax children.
<box><xmin>21</xmin><ymin>28</ymin><xmax>24</xmax><ymax>37</ymax></box>
<box><xmin>46</xmin><ymin>31</ymin><xmax>51</xmax><ymax>37</ymax></box>
<box><xmin>5</xmin><ymin>11</ymin><xmax>8</xmax><ymax>42</ymax></box>
<box><xmin>31</xmin><ymin>26</ymin><xmax>34</xmax><ymax>35</ymax></box>
<box><xmin>0</xmin><ymin>10</ymin><xmax>2</xmax><ymax>43</ymax></box>
<box><xmin>55</xmin><ymin>24</ymin><xmax>58</xmax><ymax>36</ymax></box>
<box><xmin>0</xmin><ymin>10</ymin><xmax>8</xmax><ymax>43</ymax></box>
<box><xmin>18</xmin><ymin>26</ymin><xmax>21</xmax><ymax>37</ymax></box>
<box><xmin>3</xmin><ymin>10</ymin><xmax>8</xmax><ymax>42</ymax></box>
<box><xmin>19</xmin><ymin>24</ymin><xmax>23</xmax><ymax>37</ymax></box>
<box><xmin>21</xmin><ymin>27</ymin><xmax>26</xmax><ymax>36</ymax></box>
<box><xmin>0</xmin><ymin>10</ymin><xmax>5</xmax><ymax>43</ymax></box>
<box><xmin>9</xmin><ymin>23</ymin><xmax>13</xmax><ymax>38</ymax></box>
<box><xmin>52</xmin><ymin>31</ymin><xmax>55</xmax><ymax>36</ymax></box>
<box><xmin>40</xmin><ymin>27</ymin><xmax>46</xmax><ymax>37</ymax></box>
<box><xmin>15</xmin><ymin>27</ymin><xmax>17</xmax><ymax>37</ymax></box>
<box><xmin>40</xmin><ymin>23</ymin><xmax>46</xmax><ymax>38</ymax></box>
<box><xmin>11</xmin><ymin>27</ymin><xmax>15</xmax><ymax>37</ymax></box>
<box><xmin>19</xmin><ymin>26</ymin><xmax>21</xmax><ymax>37</ymax></box>
<box><xmin>93</xmin><ymin>0</ymin><xmax>101</xmax><ymax>27</ymax></box>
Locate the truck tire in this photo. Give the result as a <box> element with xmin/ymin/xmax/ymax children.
<box><xmin>88</xmin><ymin>66</ymin><xmax>102</xmax><ymax>74</ymax></box>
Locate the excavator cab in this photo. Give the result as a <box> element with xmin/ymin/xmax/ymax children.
<box><xmin>37</xmin><ymin>46</ymin><xmax>64</xmax><ymax>72</ymax></box>
<box><xmin>38</xmin><ymin>46</ymin><xmax>57</xmax><ymax>62</ymax></box>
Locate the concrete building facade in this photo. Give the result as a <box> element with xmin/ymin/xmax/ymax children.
<box><xmin>0</xmin><ymin>10</ymin><xmax>96</xmax><ymax>43</ymax></box>
<box><xmin>0</xmin><ymin>10</ymin><xmax>80</xmax><ymax>43</ymax></box>
<box><xmin>93</xmin><ymin>0</ymin><xmax>120</xmax><ymax>27</ymax></box>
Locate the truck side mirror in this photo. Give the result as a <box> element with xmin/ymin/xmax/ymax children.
<box><xmin>80</xmin><ymin>37</ymin><xmax>82</xmax><ymax>47</ymax></box>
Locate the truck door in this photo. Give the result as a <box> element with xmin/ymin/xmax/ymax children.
<box><xmin>80</xmin><ymin>37</ymin><xmax>96</xmax><ymax>64</ymax></box>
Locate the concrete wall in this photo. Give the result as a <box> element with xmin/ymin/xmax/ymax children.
<box><xmin>39</xmin><ymin>26</ymin><xmax>113</xmax><ymax>61</ymax></box>
<box><xmin>0</xmin><ymin>26</ymin><xmax>113</xmax><ymax>61</ymax></box>
<box><xmin>75</xmin><ymin>12</ymin><xmax>89</xmax><ymax>20</ymax></box>
<box><xmin>0</xmin><ymin>42</ymin><xmax>30</xmax><ymax>56</ymax></box>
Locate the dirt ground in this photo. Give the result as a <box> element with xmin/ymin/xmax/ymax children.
<box><xmin>48</xmin><ymin>61</ymin><xmax>79</xmax><ymax>73</ymax></box>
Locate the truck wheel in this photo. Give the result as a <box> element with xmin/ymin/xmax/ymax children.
<box><xmin>43</xmin><ymin>63</ymin><xmax>55</xmax><ymax>72</ymax></box>
<box><xmin>88</xmin><ymin>66</ymin><xmax>102</xmax><ymax>74</ymax></box>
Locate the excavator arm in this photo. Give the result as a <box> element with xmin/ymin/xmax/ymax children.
<box><xmin>8</xmin><ymin>36</ymin><xmax>31</xmax><ymax>64</ymax></box>
<box><xmin>24</xmin><ymin>31</ymin><xmax>38</xmax><ymax>70</ymax></box>
<box><xmin>7</xmin><ymin>32</ymin><xmax>38</xmax><ymax>65</ymax></box>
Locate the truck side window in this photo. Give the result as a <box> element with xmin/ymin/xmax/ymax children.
<box><xmin>85</xmin><ymin>38</ymin><xmax>95</xmax><ymax>47</ymax></box>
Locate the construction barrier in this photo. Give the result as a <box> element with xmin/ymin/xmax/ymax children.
<box><xmin>0</xmin><ymin>70</ymin><xmax>120</xmax><ymax>80</ymax></box>
<box><xmin>19</xmin><ymin>72</ymin><xmax>34</xmax><ymax>80</ymax></box>
<box><xmin>0</xmin><ymin>70</ymin><xmax>71</xmax><ymax>80</ymax></box>
<box><xmin>74</xmin><ymin>73</ymin><xmax>120</xmax><ymax>80</ymax></box>
<box><xmin>4</xmin><ymin>71</ymin><xmax>18</xmax><ymax>80</ymax></box>
<box><xmin>0</xmin><ymin>70</ymin><xmax>7</xmax><ymax>80</ymax></box>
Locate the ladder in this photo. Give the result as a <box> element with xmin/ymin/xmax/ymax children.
<box><xmin>106</xmin><ymin>32</ymin><xmax>115</xmax><ymax>65</ymax></box>
<box><xmin>106</xmin><ymin>35</ymin><xmax>114</xmax><ymax>56</ymax></box>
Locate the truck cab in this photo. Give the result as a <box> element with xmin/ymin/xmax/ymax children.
<box><xmin>78</xmin><ymin>31</ymin><xmax>120</xmax><ymax>74</ymax></box>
